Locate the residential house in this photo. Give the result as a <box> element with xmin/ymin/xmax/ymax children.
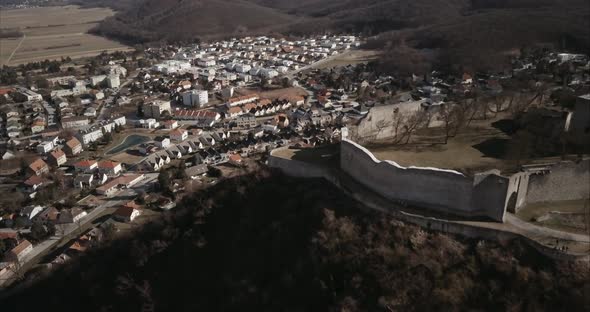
<box><xmin>184</xmin><ymin>164</ymin><xmax>208</xmax><ymax>179</ymax></box>
<box><xmin>61</xmin><ymin>116</ymin><xmax>90</xmax><ymax>129</ymax></box>
<box><xmin>74</xmin><ymin>174</ymin><xmax>94</xmax><ymax>189</ymax></box>
<box><xmin>64</xmin><ymin>137</ymin><xmax>83</xmax><ymax>156</ymax></box>
<box><xmin>170</xmin><ymin>129</ymin><xmax>188</xmax><ymax>142</ymax></box>
<box><xmin>33</xmin><ymin>207</ymin><xmax>59</xmax><ymax>223</ymax></box>
<box><xmin>36</xmin><ymin>141</ymin><xmax>54</xmax><ymax>154</ymax></box>
<box><xmin>227</xmin><ymin>94</ymin><xmax>259</xmax><ymax>107</ymax></box>
<box><xmin>139</xmin><ymin>118</ymin><xmax>159</xmax><ymax>129</ymax></box>
<box><xmin>113</xmin><ymin>202</ymin><xmax>142</xmax><ymax>223</ymax></box>
<box><xmin>22</xmin><ymin>206</ymin><xmax>45</xmax><ymax>220</ymax></box>
<box><xmin>74</xmin><ymin>160</ymin><xmax>98</xmax><ymax>172</ymax></box>
<box><xmin>28</xmin><ymin>158</ymin><xmax>49</xmax><ymax>176</ymax></box>
<box><xmin>154</xmin><ymin>136</ymin><xmax>170</xmax><ymax>149</ymax></box>
<box><xmin>162</xmin><ymin>120</ymin><xmax>179</xmax><ymax>130</ymax></box>
<box><xmin>98</xmin><ymin>161</ymin><xmax>122</xmax><ymax>176</ymax></box>
<box><xmin>227</xmin><ymin>106</ymin><xmax>244</xmax><ymax>118</ymax></box>
<box><xmin>4</xmin><ymin>240</ymin><xmax>33</xmax><ymax>262</ymax></box>
<box><xmin>235</xmin><ymin>114</ymin><xmax>257</xmax><ymax>128</ymax></box>
<box><xmin>23</xmin><ymin>175</ymin><xmax>46</xmax><ymax>193</ymax></box>
<box><xmin>96</xmin><ymin>179</ymin><xmax>119</xmax><ymax>196</ymax></box>
<box><xmin>58</xmin><ymin>208</ymin><xmax>87</xmax><ymax>224</ymax></box>
<box><xmin>31</xmin><ymin>120</ymin><xmax>45</xmax><ymax>134</ymax></box>
<box><xmin>229</xmin><ymin>154</ymin><xmax>243</xmax><ymax>166</ymax></box>
<box><xmin>178</xmin><ymin>142</ymin><xmax>194</xmax><ymax>154</ymax></box>
<box><xmin>48</xmin><ymin>149</ymin><xmax>67</xmax><ymax>167</ymax></box>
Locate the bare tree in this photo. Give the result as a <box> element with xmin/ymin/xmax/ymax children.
<box><xmin>7</xmin><ymin>259</ymin><xmax>25</xmax><ymax>282</ymax></box>
<box><xmin>439</xmin><ymin>104</ymin><xmax>461</xmax><ymax>144</ymax></box>
<box><xmin>508</xmin><ymin>92</ymin><xmax>539</xmax><ymax>118</ymax></box>
<box><xmin>488</xmin><ymin>94</ymin><xmax>513</xmax><ymax>117</ymax></box>
<box><xmin>400</xmin><ymin>110</ymin><xmax>428</xmax><ymax>144</ymax></box>
<box><xmin>374</xmin><ymin>119</ymin><xmax>392</xmax><ymax>140</ymax></box>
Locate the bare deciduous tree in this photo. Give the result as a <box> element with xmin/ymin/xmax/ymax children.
<box><xmin>439</xmin><ymin>104</ymin><xmax>462</xmax><ymax>144</ymax></box>
<box><xmin>400</xmin><ymin>110</ymin><xmax>428</xmax><ymax>144</ymax></box>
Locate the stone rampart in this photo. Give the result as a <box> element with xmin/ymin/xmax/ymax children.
<box><xmin>340</xmin><ymin>139</ymin><xmax>509</xmax><ymax>222</ymax></box>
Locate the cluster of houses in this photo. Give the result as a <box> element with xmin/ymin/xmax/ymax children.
<box><xmin>148</xmin><ymin>35</ymin><xmax>359</xmax><ymax>87</ymax></box>
<box><xmin>0</xmin><ymin>62</ymin><xmax>127</xmax><ymax>144</ymax></box>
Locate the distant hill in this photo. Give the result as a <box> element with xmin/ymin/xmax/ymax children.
<box><xmin>78</xmin><ymin>0</ymin><xmax>590</xmax><ymax>70</ymax></box>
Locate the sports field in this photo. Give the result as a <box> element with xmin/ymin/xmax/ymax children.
<box><xmin>0</xmin><ymin>5</ymin><xmax>132</xmax><ymax>65</ymax></box>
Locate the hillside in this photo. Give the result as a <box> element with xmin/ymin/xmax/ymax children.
<box><xmin>82</xmin><ymin>0</ymin><xmax>590</xmax><ymax>71</ymax></box>
<box><xmin>0</xmin><ymin>170</ymin><xmax>587</xmax><ymax>311</ymax></box>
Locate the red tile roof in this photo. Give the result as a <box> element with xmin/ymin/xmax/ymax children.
<box><xmin>170</xmin><ymin>129</ymin><xmax>186</xmax><ymax>136</ymax></box>
<box><xmin>114</xmin><ymin>205</ymin><xmax>137</xmax><ymax>218</ymax></box>
<box><xmin>229</xmin><ymin>154</ymin><xmax>242</xmax><ymax>162</ymax></box>
<box><xmin>98</xmin><ymin>161</ymin><xmax>120</xmax><ymax>169</ymax></box>
<box><xmin>65</xmin><ymin>137</ymin><xmax>81</xmax><ymax>149</ymax></box>
<box><xmin>228</xmin><ymin>107</ymin><xmax>242</xmax><ymax>114</ymax></box>
<box><xmin>29</xmin><ymin>158</ymin><xmax>48</xmax><ymax>172</ymax></box>
<box><xmin>74</xmin><ymin>160</ymin><xmax>97</xmax><ymax>168</ymax></box>
<box><xmin>10</xmin><ymin>240</ymin><xmax>32</xmax><ymax>256</ymax></box>
<box><xmin>49</xmin><ymin>149</ymin><xmax>65</xmax><ymax>159</ymax></box>
<box><xmin>24</xmin><ymin>175</ymin><xmax>44</xmax><ymax>186</ymax></box>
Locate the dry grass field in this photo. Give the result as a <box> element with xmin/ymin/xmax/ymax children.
<box><xmin>367</xmin><ymin>122</ymin><xmax>513</xmax><ymax>175</ymax></box>
<box><xmin>313</xmin><ymin>49</ymin><xmax>381</xmax><ymax>69</ymax></box>
<box><xmin>0</xmin><ymin>5</ymin><xmax>132</xmax><ymax>65</ymax></box>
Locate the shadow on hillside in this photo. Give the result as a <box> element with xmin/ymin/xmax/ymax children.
<box><xmin>491</xmin><ymin>119</ymin><xmax>518</xmax><ymax>135</ymax></box>
<box><xmin>472</xmin><ymin>138</ymin><xmax>511</xmax><ymax>159</ymax></box>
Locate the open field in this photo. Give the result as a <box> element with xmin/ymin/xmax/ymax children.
<box><xmin>367</xmin><ymin>123</ymin><xmax>512</xmax><ymax>174</ymax></box>
<box><xmin>273</xmin><ymin>144</ymin><xmax>340</xmax><ymax>167</ymax></box>
<box><xmin>236</xmin><ymin>87</ymin><xmax>308</xmax><ymax>99</ymax></box>
<box><xmin>0</xmin><ymin>5</ymin><xmax>132</xmax><ymax>65</ymax></box>
<box><xmin>312</xmin><ymin>49</ymin><xmax>381</xmax><ymax>69</ymax></box>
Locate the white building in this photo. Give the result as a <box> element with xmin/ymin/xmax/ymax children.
<box><xmin>76</xmin><ymin>128</ymin><xmax>104</xmax><ymax>146</ymax></box>
<box><xmin>182</xmin><ymin>90</ymin><xmax>208</xmax><ymax>107</ymax></box>
<box><xmin>36</xmin><ymin>141</ymin><xmax>55</xmax><ymax>154</ymax></box>
<box><xmin>90</xmin><ymin>75</ymin><xmax>107</xmax><ymax>86</ymax></box>
<box><xmin>14</xmin><ymin>88</ymin><xmax>42</xmax><ymax>102</ymax></box>
<box><xmin>144</xmin><ymin>100</ymin><xmax>171</xmax><ymax>119</ymax></box>
<box><xmin>170</xmin><ymin>129</ymin><xmax>188</xmax><ymax>142</ymax></box>
<box><xmin>61</xmin><ymin>116</ymin><xmax>90</xmax><ymax>129</ymax></box>
<box><xmin>107</xmin><ymin>75</ymin><xmax>120</xmax><ymax>88</ymax></box>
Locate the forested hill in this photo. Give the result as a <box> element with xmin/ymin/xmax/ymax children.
<box><xmin>1</xmin><ymin>170</ymin><xmax>587</xmax><ymax>311</ymax></box>
<box><xmin>80</xmin><ymin>0</ymin><xmax>589</xmax><ymax>47</ymax></box>
<box><xmin>75</xmin><ymin>0</ymin><xmax>590</xmax><ymax>72</ymax></box>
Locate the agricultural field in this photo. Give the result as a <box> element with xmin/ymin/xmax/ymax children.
<box><xmin>0</xmin><ymin>5</ymin><xmax>132</xmax><ymax>65</ymax></box>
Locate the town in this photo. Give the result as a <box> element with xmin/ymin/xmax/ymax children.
<box><xmin>1</xmin><ymin>32</ymin><xmax>589</xmax><ymax>290</ymax></box>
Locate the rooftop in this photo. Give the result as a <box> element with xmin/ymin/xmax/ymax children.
<box><xmin>10</xmin><ymin>240</ymin><xmax>32</xmax><ymax>256</ymax></box>
<box><xmin>29</xmin><ymin>158</ymin><xmax>48</xmax><ymax>171</ymax></box>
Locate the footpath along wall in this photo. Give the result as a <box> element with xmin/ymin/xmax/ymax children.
<box><xmin>340</xmin><ymin>139</ymin><xmax>511</xmax><ymax>222</ymax></box>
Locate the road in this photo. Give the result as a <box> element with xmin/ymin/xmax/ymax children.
<box><xmin>4</xmin><ymin>33</ymin><xmax>26</xmax><ymax>66</ymax></box>
<box><xmin>95</xmin><ymin>72</ymin><xmax>137</xmax><ymax>123</ymax></box>
<box><xmin>0</xmin><ymin>173</ymin><xmax>158</xmax><ymax>289</ymax></box>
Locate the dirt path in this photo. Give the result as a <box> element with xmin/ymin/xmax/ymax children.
<box><xmin>4</xmin><ymin>33</ymin><xmax>25</xmax><ymax>66</ymax></box>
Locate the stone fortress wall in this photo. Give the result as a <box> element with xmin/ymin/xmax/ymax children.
<box><xmin>340</xmin><ymin>139</ymin><xmax>589</xmax><ymax>221</ymax></box>
<box><xmin>267</xmin><ymin>143</ymin><xmax>590</xmax><ymax>260</ymax></box>
<box><xmin>521</xmin><ymin>160</ymin><xmax>590</xmax><ymax>206</ymax></box>
<box><xmin>340</xmin><ymin>139</ymin><xmax>511</xmax><ymax>222</ymax></box>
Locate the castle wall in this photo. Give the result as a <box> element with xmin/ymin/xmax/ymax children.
<box><xmin>525</xmin><ymin>159</ymin><xmax>590</xmax><ymax>204</ymax></box>
<box><xmin>340</xmin><ymin>139</ymin><xmax>508</xmax><ymax>222</ymax></box>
